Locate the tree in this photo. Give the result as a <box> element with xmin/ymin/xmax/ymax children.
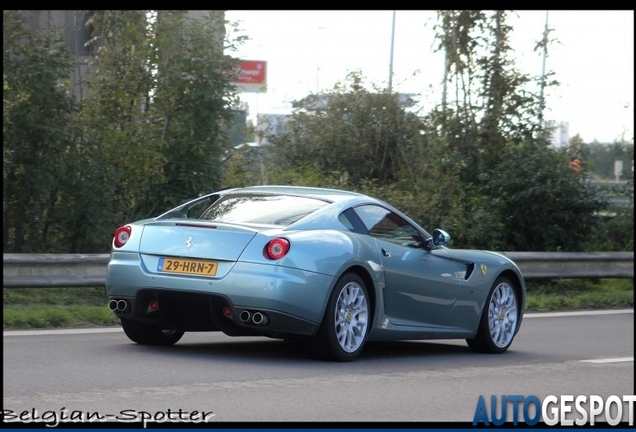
<box><xmin>150</xmin><ymin>11</ymin><xmax>240</xmax><ymax>210</ymax></box>
<box><xmin>434</xmin><ymin>10</ymin><xmax>551</xmax><ymax>186</ymax></box>
<box><xmin>3</xmin><ymin>10</ymin><xmax>77</xmax><ymax>252</ymax></box>
<box><xmin>83</xmin><ymin>10</ymin><xmax>241</xmax><ymax>224</ymax></box>
<box><xmin>429</xmin><ymin>10</ymin><xmax>603</xmax><ymax>251</ymax></box>
<box><xmin>4</xmin><ymin>10</ymin><xmax>245</xmax><ymax>253</ymax></box>
<box><xmin>268</xmin><ymin>72</ymin><xmax>422</xmax><ymax>188</ymax></box>
<box><xmin>484</xmin><ymin>141</ymin><xmax>606</xmax><ymax>251</ymax></box>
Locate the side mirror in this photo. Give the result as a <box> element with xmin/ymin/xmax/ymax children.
<box><xmin>428</xmin><ymin>228</ymin><xmax>451</xmax><ymax>249</ymax></box>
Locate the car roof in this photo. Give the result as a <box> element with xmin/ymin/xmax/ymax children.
<box><xmin>220</xmin><ymin>185</ymin><xmax>367</xmax><ymax>203</ymax></box>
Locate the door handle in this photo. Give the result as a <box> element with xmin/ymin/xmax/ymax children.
<box><xmin>381</xmin><ymin>248</ymin><xmax>391</xmax><ymax>257</ymax></box>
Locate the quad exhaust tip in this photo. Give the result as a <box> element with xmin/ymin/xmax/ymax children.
<box><xmin>108</xmin><ymin>299</ymin><xmax>130</xmax><ymax>313</ymax></box>
<box><xmin>252</xmin><ymin>312</ymin><xmax>268</xmax><ymax>325</ymax></box>
<box><xmin>239</xmin><ymin>310</ymin><xmax>268</xmax><ymax>326</ymax></box>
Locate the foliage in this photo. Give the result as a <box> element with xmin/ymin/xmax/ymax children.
<box><xmin>585</xmin><ymin>142</ymin><xmax>633</xmax><ymax>251</ymax></box>
<box><xmin>257</xmin><ymin>11</ymin><xmax>607</xmax><ymax>252</ymax></box>
<box><xmin>3</xmin><ymin>305</ymin><xmax>119</xmax><ymax>329</ymax></box>
<box><xmin>149</xmin><ymin>11</ymin><xmax>240</xmax><ymax>209</ymax></box>
<box><xmin>267</xmin><ymin>73</ymin><xmax>423</xmax><ymax>188</ymax></box>
<box><xmin>428</xmin><ymin>10</ymin><xmax>603</xmax><ymax>250</ymax></box>
<box><xmin>434</xmin><ymin>10</ymin><xmax>550</xmax><ymax>186</ymax></box>
<box><xmin>3</xmin><ymin>10</ymin><xmax>78</xmax><ymax>252</ymax></box>
<box><xmin>3</xmin><ymin>10</ymin><xmax>244</xmax><ymax>253</ymax></box>
<box><xmin>3</xmin><ymin>287</ymin><xmax>120</xmax><ymax>329</ymax></box>
<box><xmin>221</xmin><ymin>144</ymin><xmax>270</xmax><ymax>188</ymax></box>
<box><xmin>524</xmin><ymin>278</ymin><xmax>633</xmax><ymax>311</ymax></box>
<box><xmin>483</xmin><ymin>141</ymin><xmax>606</xmax><ymax>251</ymax></box>
<box><xmin>3</xmin><ymin>9</ymin><xmax>630</xmax><ymax>255</ymax></box>
<box><xmin>580</xmin><ymin>140</ymin><xmax>634</xmax><ymax>181</ymax></box>
<box><xmin>84</xmin><ymin>10</ymin><xmax>240</xmax><ymax>221</ymax></box>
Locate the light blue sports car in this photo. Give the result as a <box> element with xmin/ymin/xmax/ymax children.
<box><xmin>106</xmin><ymin>185</ymin><xmax>525</xmax><ymax>361</ymax></box>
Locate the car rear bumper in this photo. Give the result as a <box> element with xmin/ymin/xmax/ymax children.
<box><xmin>106</xmin><ymin>251</ymin><xmax>333</xmax><ymax>335</ymax></box>
<box><xmin>108</xmin><ymin>289</ymin><xmax>320</xmax><ymax>337</ymax></box>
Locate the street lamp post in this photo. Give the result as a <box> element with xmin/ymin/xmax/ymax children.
<box><xmin>388</xmin><ymin>10</ymin><xmax>396</xmax><ymax>91</ymax></box>
<box><xmin>538</xmin><ymin>10</ymin><xmax>550</xmax><ymax>126</ymax></box>
<box><xmin>316</xmin><ymin>26</ymin><xmax>326</xmax><ymax>93</ymax></box>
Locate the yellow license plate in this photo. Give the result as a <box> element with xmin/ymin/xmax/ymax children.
<box><xmin>158</xmin><ymin>257</ymin><xmax>218</xmax><ymax>276</ymax></box>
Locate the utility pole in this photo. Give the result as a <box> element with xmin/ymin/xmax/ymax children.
<box><xmin>388</xmin><ymin>11</ymin><xmax>396</xmax><ymax>91</ymax></box>
<box><xmin>538</xmin><ymin>10</ymin><xmax>550</xmax><ymax>126</ymax></box>
<box><xmin>316</xmin><ymin>26</ymin><xmax>326</xmax><ymax>93</ymax></box>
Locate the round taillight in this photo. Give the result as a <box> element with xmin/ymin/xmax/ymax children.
<box><xmin>265</xmin><ymin>238</ymin><xmax>290</xmax><ymax>260</ymax></box>
<box><xmin>113</xmin><ymin>225</ymin><xmax>132</xmax><ymax>248</ymax></box>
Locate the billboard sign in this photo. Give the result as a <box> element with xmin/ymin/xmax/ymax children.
<box><xmin>231</xmin><ymin>60</ymin><xmax>267</xmax><ymax>93</ymax></box>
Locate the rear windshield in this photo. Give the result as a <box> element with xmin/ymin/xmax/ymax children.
<box><xmin>198</xmin><ymin>194</ymin><xmax>328</xmax><ymax>226</ymax></box>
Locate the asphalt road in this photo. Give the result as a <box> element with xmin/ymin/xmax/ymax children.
<box><xmin>3</xmin><ymin>310</ymin><xmax>634</xmax><ymax>425</ymax></box>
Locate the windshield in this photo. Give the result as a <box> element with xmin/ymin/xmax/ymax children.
<box><xmin>198</xmin><ymin>194</ymin><xmax>329</xmax><ymax>226</ymax></box>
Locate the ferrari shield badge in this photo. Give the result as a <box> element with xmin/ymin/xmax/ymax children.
<box><xmin>480</xmin><ymin>264</ymin><xmax>487</xmax><ymax>276</ymax></box>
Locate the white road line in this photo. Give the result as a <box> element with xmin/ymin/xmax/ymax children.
<box><xmin>524</xmin><ymin>309</ymin><xmax>633</xmax><ymax>318</ymax></box>
<box><xmin>3</xmin><ymin>327</ymin><xmax>122</xmax><ymax>337</ymax></box>
<box><xmin>581</xmin><ymin>357</ymin><xmax>634</xmax><ymax>363</ymax></box>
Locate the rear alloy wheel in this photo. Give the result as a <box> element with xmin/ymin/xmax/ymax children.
<box><xmin>467</xmin><ymin>276</ymin><xmax>518</xmax><ymax>353</ymax></box>
<box><xmin>120</xmin><ymin>318</ymin><xmax>184</xmax><ymax>346</ymax></box>
<box><xmin>308</xmin><ymin>273</ymin><xmax>370</xmax><ymax>362</ymax></box>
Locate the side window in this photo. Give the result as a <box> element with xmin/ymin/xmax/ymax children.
<box><xmin>188</xmin><ymin>197</ymin><xmax>216</xmax><ymax>219</ymax></box>
<box><xmin>338</xmin><ymin>208</ymin><xmax>367</xmax><ymax>233</ymax></box>
<box><xmin>338</xmin><ymin>212</ymin><xmax>355</xmax><ymax>231</ymax></box>
<box><xmin>353</xmin><ymin>205</ymin><xmax>422</xmax><ymax>247</ymax></box>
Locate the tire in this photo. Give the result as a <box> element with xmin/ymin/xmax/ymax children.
<box><xmin>467</xmin><ymin>276</ymin><xmax>519</xmax><ymax>353</ymax></box>
<box><xmin>120</xmin><ymin>318</ymin><xmax>184</xmax><ymax>346</ymax></box>
<box><xmin>307</xmin><ymin>272</ymin><xmax>370</xmax><ymax>362</ymax></box>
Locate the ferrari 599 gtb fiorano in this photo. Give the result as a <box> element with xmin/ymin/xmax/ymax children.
<box><xmin>106</xmin><ymin>185</ymin><xmax>525</xmax><ymax>361</ymax></box>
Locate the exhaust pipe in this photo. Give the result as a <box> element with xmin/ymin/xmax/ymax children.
<box><xmin>239</xmin><ymin>310</ymin><xmax>251</xmax><ymax>323</ymax></box>
<box><xmin>252</xmin><ymin>312</ymin><xmax>268</xmax><ymax>326</ymax></box>
<box><xmin>108</xmin><ymin>299</ymin><xmax>130</xmax><ymax>313</ymax></box>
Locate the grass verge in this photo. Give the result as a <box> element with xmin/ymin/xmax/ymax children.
<box><xmin>3</xmin><ymin>279</ymin><xmax>634</xmax><ymax>330</ymax></box>
<box><xmin>524</xmin><ymin>278</ymin><xmax>633</xmax><ymax>311</ymax></box>
<box><xmin>3</xmin><ymin>287</ymin><xmax>120</xmax><ymax>329</ymax></box>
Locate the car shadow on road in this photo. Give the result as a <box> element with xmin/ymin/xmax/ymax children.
<box><xmin>121</xmin><ymin>337</ymin><xmax>480</xmax><ymax>364</ymax></box>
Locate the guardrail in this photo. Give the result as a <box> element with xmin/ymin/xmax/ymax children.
<box><xmin>2</xmin><ymin>252</ymin><xmax>634</xmax><ymax>288</ymax></box>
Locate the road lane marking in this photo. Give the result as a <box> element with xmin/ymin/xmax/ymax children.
<box><xmin>3</xmin><ymin>327</ymin><xmax>122</xmax><ymax>337</ymax></box>
<box><xmin>524</xmin><ymin>309</ymin><xmax>633</xmax><ymax>318</ymax></box>
<box><xmin>581</xmin><ymin>357</ymin><xmax>633</xmax><ymax>363</ymax></box>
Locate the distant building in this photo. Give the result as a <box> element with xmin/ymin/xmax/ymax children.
<box><xmin>22</xmin><ymin>11</ymin><xmax>225</xmax><ymax>102</ymax></box>
<box><xmin>255</xmin><ymin>114</ymin><xmax>293</xmax><ymax>146</ymax></box>
<box><xmin>549</xmin><ymin>121</ymin><xmax>570</xmax><ymax>148</ymax></box>
<box><xmin>23</xmin><ymin>11</ymin><xmax>93</xmax><ymax>101</ymax></box>
<box><xmin>292</xmin><ymin>93</ymin><xmax>418</xmax><ymax>111</ymax></box>
<box><xmin>252</xmin><ymin>93</ymin><xmax>419</xmax><ymax>146</ymax></box>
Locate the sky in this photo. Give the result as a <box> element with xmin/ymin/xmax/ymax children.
<box><xmin>224</xmin><ymin>10</ymin><xmax>634</xmax><ymax>144</ymax></box>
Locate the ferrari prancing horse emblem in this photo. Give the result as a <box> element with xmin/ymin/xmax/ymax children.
<box><xmin>185</xmin><ymin>237</ymin><xmax>194</xmax><ymax>250</ymax></box>
<box><xmin>480</xmin><ymin>264</ymin><xmax>487</xmax><ymax>276</ymax></box>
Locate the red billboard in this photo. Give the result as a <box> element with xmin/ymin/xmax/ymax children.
<box><xmin>232</xmin><ymin>60</ymin><xmax>267</xmax><ymax>93</ymax></box>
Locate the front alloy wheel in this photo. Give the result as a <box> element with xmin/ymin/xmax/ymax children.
<box><xmin>467</xmin><ymin>276</ymin><xmax>518</xmax><ymax>354</ymax></box>
<box><xmin>308</xmin><ymin>273</ymin><xmax>370</xmax><ymax>361</ymax></box>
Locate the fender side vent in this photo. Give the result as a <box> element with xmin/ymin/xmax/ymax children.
<box><xmin>465</xmin><ymin>263</ymin><xmax>475</xmax><ymax>280</ymax></box>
